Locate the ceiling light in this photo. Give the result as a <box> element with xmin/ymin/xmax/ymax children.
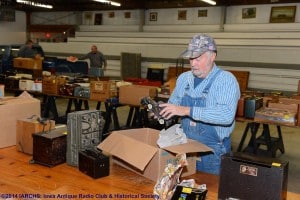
<box><xmin>110</xmin><ymin>1</ymin><xmax>121</xmax><ymax>6</ymax></box>
<box><xmin>201</xmin><ymin>0</ymin><xmax>216</xmax><ymax>6</ymax></box>
<box><xmin>93</xmin><ymin>0</ymin><xmax>121</xmax><ymax>7</ymax></box>
<box><xmin>16</xmin><ymin>0</ymin><xmax>53</xmax><ymax>9</ymax></box>
<box><xmin>94</xmin><ymin>0</ymin><xmax>110</xmax><ymax>3</ymax></box>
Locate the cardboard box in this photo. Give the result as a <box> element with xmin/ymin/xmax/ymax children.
<box><xmin>90</xmin><ymin>81</ymin><xmax>117</xmax><ymax>101</ymax></box>
<box><xmin>119</xmin><ymin>85</ymin><xmax>157</xmax><ymax>106</ymax></box>
<box><xmin>98</xmin><ymin>128</ymin><xmax>212</xmax><ymax>182</ymax></box>
<box><xmin>16</xmin><ymin>118</ymin><xmax>55</xmax><ymax>154</ymax></box>
<box><xmin>19</xmin><ymin>79</ymin><xmax>34</xmax><ymax>91</ymax></box>
<box><xmin>0</xmin><ymin>92</ymin><xmax>40</xmax><ymax>148</ymax></box>
<box><xmin>42</xmin><ymin>75</ymin><xmax>67</xmax><ymax>95</ymax></box>
<box><xmin>13</xmin><ymin>57</ymin><xmax>43</xmax><ymax>70</ymax></box>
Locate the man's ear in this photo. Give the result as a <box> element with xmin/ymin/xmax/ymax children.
<box><xmin>211</xmin><ymin>51</ymin><xmax>217</xmax><ymax>60</ymax></box>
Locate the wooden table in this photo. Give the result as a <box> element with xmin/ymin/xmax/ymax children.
<box><xmin>1</xmin><ymin>146</ymin><xmax>300</xmax><ymax>199</ymax></box>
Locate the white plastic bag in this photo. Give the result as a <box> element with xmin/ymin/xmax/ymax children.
<box><xmin>157</xmin><ymin>124</ymin><xmax>187</xmax><ymax>148</ymax></box>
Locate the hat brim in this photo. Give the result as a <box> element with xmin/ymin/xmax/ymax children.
<box><xmin>179</xmin><ymin>49</ymin><xmax>206</xmax><ymax>59</ymax></box>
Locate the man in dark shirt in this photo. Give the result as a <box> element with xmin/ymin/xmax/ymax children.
<box><xmin>74</xmin><ymin>45</ymin><xmax>107</xmax><ymax>77</ymax></box>
<box><xmin>18</xmin><ymin>39</ymin><xmax>36</xmax><ymax>58</ymax></box>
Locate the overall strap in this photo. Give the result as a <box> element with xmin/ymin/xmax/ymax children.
<box><xmin>203</xmin><ymin>69</ymin><xmax>223</xmax><ymax>94</ymax></box>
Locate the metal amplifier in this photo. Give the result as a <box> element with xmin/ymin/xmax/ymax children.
<box><xmin>66</xmin><ymin>110</ymin><xmax>105</xmax><ymax>166</ymax></box>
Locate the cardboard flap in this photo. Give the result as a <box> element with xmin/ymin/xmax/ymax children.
<box><xmin>16</xmin><ymin>91</ymin><xmax>39</xmax><ymax>102</ymax></box>
<box><xmin>163</xmin><ymin>139</ymin><xmax>212</xmax><ymax>154</ymax></box>
<box><xmin>18</xmin><ymin>91</ymin><xmax>33</xmax><ymax>98</ymax></box>
<box><xmin>98</xmin><ymin>132</ymin><xmax>158</xmax><ymax>171</ymax></box>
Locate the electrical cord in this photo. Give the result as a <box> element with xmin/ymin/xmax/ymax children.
<box><xmin>27</xmin><ymin>114</ymin><xmax>52</xmax><ymax>133</ymax></box>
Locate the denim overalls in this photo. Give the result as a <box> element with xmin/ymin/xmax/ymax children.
<box><xmin>181</xmin><ymin>69</ymin><xmax>231</xmax><ymax>175</ymax></box>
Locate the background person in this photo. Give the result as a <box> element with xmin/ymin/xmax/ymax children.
<box><xmin>159</xmin><ymin>34</ymin><xmax>240</xmax><ymax>175</ymax></box>
<box><xmin>69</xmin><ymin>45</ymin><xmax>107</xmax><ymax>77</ymax></box>
<box><xmin>18</xmin><ymin>39</ymin><xmax>40</xmax><ymax>59</ymax></box>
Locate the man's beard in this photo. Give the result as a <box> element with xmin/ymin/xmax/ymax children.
<box><xmin>191</xmin><ymin>69</ymin><xmax>204</xmax><ymax>77</ymax></box>
<box><xmin>191</xmin><ymin>58</ymin><xmax>213</xmax><ymax>78</ymax></box>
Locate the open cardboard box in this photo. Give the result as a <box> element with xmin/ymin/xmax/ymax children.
<box><xmin>97</xmin><ymin>128</ymin><xmax>212</xmax><ymax>182</ymax></box>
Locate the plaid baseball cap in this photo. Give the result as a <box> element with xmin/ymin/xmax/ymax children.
<box><xmin>180</xmin><ymin>34</ymin><xmax>217</xmax><ymax>58</ymax></box>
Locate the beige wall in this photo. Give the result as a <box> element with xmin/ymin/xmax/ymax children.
<box><xmin>2</xmin><ymin>3</ymin><xmax>300</xmax><ymax>92</ymax></box>
<box><xmin>0</xmin><ymin>11</ymin><xmax>26</xmax><ymax>44</ymax></box>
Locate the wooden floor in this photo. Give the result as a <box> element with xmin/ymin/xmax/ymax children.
<box><xmin>1</xmin><ymin>146</ymin><xmax>300</xmax><ymax>200</ymax></box>
<box><xmin>0</xmin><ymin>146</ymin><xmax>156</xmax><ymax>199</ymax></box>
<box><xmin>0</xmin><ymin>146</ymin><xmax>218</xmax><ymax>200</ymax></box>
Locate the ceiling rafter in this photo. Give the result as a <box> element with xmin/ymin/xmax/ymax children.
<box><xmin>13</xmin><ymin>0</ymin><xmax>300</xmax><ymax>12</ymax></box>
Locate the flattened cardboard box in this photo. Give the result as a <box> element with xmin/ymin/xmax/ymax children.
<box><xmin>118</xmin><ymin>85</ymin><xmax>157</xmax><ymax>106</ymax></box>
<box><xmin>98</xmin><ymin>128</ymin><xmax>212</xmax><ymax>182</ymax></box>
<box><xmin>0</xmin><ymin>92</ymin><xmax>40</xmax><ymax>148</ymax></box>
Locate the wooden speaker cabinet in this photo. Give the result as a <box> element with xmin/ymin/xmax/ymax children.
<box><xmin>32</xmin><ymin>127</ymin><xmax>67</xmax><ymax>167</ymax></box>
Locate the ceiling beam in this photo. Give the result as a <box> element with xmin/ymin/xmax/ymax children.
<box><xmin>14</xmin><ymin>0</ymin><xmax>300</xmax><ymax>12</ymax></box>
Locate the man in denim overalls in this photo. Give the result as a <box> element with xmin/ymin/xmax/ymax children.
<box><xmin>160</xmin><ymin>34</ymin><xmax>240</xmax><ymax>175</ymax></box>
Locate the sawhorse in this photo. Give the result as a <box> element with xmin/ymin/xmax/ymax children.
<box><xmin>237</xmin><ymin>122</ymin><xmax>285</xmax><ymax>157</ymax></box>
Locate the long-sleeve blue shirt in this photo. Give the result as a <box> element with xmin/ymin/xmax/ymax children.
<box><xmin>168</xmin><ymin>65</ymin><xmax>241</xmax><ymax>139</ymax></box>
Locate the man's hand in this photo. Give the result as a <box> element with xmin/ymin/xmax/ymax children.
<box><xmin>35</xmin><ymin>54</ymin><xmax>42</xmax><ymax>59</ymax></box>
<box><xmin>159</xmin><ymin>103</ymin><xmax>190</xmax><ymax>119</ymax></box>
<box><xmin>67</xmin><ymin>56</ymin><xmax>78</xmax><ymax>62</ymax></box>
